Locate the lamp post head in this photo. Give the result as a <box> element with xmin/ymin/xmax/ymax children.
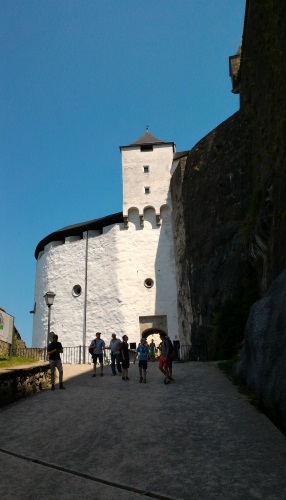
<box><xmin>44</xmin><ymin>291</ymin><xmax>56</xmax><ymax>307</ymax></box>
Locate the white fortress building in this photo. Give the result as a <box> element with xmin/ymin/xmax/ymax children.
<box><xmin>32</xmin><ymin>130</ymin><xmax>184</xmax><ymax>351</ymax></box>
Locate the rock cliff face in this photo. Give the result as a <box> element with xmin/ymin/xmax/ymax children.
<box><xmin>171</xmin><ymin>0</ymin><xmax>286</xmax><ymax>427</ymax></box>
<box><xmin>234</xmin><ymin>270</ymin><xmax>286</xmax><ymax>430</ymax></box>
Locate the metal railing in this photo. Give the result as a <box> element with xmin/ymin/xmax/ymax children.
<box><xmin>176</xmin><ymin>344</ymin><xmax>226</xmax><ymax>362</ymax></box>
<box><xmin>15</xmin><ymin>343</ymin><xmax>226</xmax><ymax>364</ymax></box>
<box><xmin>14</xmin><ymin>347</ymin><xmax>46</xmax><ymax>361</ymax></box>
<box><xmin>15</xmin><ymin>346</ymin><xmax>111</xmax><ymax>364</ymax></box>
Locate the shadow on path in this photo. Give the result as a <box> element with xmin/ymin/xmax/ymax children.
<box><xmin>1</xmin><ymin>362</ymin><xmax>286</xmax><ymax>499</ymax></box>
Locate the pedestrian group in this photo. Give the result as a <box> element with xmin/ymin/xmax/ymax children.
<box><xmin>47</xmin><ymin>331</ymin><xmax>175</xmax><ymax>390</ymax></box>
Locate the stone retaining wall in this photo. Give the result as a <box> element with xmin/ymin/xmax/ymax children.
<box><xmin>0</xmin><ymin>362</ymin><xmax>51</xmax><ymax>406</ymax></box>
<box><xmin>0</xmin><ymin>339</ymin><xmax>10</xmax><ymax>357</ymax></box>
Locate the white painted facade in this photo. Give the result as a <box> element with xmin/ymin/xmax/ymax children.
<box><xmin>32</xmin><ymin>132</ymin><xmax>179</xmax><ymax>350</ymax></box>
<box><xmin>122</xmin><ymin>143</ymin><xmax>174</xmax><ymax>216</ymax></box>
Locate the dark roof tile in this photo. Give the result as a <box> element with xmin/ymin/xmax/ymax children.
<box><xmin>173</xmin><ymin>151</ymin><xmax>190</xmax><ymax>160</ymax></box>
<box><xmin>35</xmin><ymin>212</ymin><xmax>124</xmax><ymax>259</ymax></box>
<box><xmin>120</xmin><ymin>131</ymin><xmax>175</xmax><ymax>150</ymax></box>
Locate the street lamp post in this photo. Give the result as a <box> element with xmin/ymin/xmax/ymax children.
<box><xmin>44</xmin><ymin>291</ymin><xmax>56</xmax><ymax>352</ymax></box>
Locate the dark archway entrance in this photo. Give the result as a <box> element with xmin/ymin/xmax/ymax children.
<box><xmin>141</xmin><ymin>328</ymin><xmax>166</xmax><ymax>354</ymax></box>
<box><xmin>141</xmin><ymin>327</ymin><xmax>166</xmax><ymax>339</ymax></box>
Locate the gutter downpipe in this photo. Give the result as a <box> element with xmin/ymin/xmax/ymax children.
<box><xmin>83</xmin><ymin>229</ymin><xmax>88</xmax><ymax>363</ymax></box>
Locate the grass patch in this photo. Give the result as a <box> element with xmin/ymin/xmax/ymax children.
<box><xmin>0</xmin><ymin>357</ymin><xmax>37</xmax><ymax>368</ymax></box>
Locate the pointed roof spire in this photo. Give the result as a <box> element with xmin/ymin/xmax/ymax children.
<box><xmin>128</xmin><ymin>130</ymin><xmax>164</xmax><ymax>146</ymax></box>
<box><xmin>120</xmin><ymin>129</ymin><xmax>175</xmax><ymax>150</ymax></box>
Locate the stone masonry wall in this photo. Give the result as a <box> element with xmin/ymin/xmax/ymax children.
<box><xmin>234</xmin><ymin>0</ymin><xmax>286</xmax><ymax>430</ymax></box>
<box><xmin>171</xmin><ymin>155</ymin><xmax>193</xmax><ymax>345</ymax></box>
<box><xmin>171</xmin><ymin>112</ymin><xmax>251</xmax><ymax>344</ymax></box>
<box><xmin>239</xmin><ymin>0</ymin><xmax>286</xmax><ymax>292</ymax></box>
<box><xmin>171</xmin><ymin>0</ymin><xmax>286</xmax><ymax>427</ymax></box>
<box><xmin>171</xmin><ymin>1</ymin><xmax>286</xmax><ymax>347</ymax></box>
<box><xmin>0</xmin><ymin>339</ymin><xmax>10</xmax><ymax>357</ymax></box>
<box><xmin>0</xmin><ymin>363</ymin><xmax>51</xmax><ymax>406</ymax></box>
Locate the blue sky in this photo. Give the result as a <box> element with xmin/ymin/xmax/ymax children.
<box><xmin>1</xmin><ymin>1</ymin><xmax>245</xmax><ymax>346</ymax></box>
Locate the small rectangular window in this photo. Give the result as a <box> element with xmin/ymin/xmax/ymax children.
<box><xmin>144</xmin><ymin>187</ymin><xmax>150</xmax><ymax>194</ymax></box>
<box><xmin>141</xmin><ymin>145</ymin><xmax>153</xmax><ymax>152</ymax></box>
<box><xmin>143</xmin><ymin>166</ymin><xmax>149</xmax><ymax>173</ymax></box>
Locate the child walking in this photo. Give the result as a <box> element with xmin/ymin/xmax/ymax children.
<box><xmin>120</xmin><ymin>335</ymin><xmax>130</xmax><ymax>381</ymax></box>
<box><xmin>135</xmin><ymin>338</ymin><xmax>149</xmax><ymax>383</ymax></box>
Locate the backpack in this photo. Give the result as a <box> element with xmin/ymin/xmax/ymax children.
<box><xmin>165</xmin><ymin>338</ymin><xmax>174</xmax><ymax>356</ymax></box>
<box><xmin>89</xmin><ymin>340</ymin><xmax>96</xmax><ymax>356</ymax></box>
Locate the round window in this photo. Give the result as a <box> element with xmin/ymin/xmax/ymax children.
<box><xmin>72</xmin><ymin>285</ymin><xmax>82</xmax><ymax>297</ymax></box>
<box><xmin>144</xmin><ymin>278</ymin><xmax>154</xmax><ymax>288</ymax></box>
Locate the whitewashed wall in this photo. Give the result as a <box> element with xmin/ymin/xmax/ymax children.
<box><xmin>32</xmin><ymin>209</ymin><xmax>178</xmax><ymax>348</ymax></box>
<box><xmin>121</xmin><ymin>144</ymin><xmax>174</xmax><ymax>216</ymax></box>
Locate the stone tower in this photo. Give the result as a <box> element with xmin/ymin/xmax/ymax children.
<box><xmin>120</xmin><ymin>130</ymin><xmax>175</xmax><ymax>221</ymax></box>
<box><xmin>32</xmin><ymin>131</ymin><xmax>179</xmax><ymax>353</ymax></box>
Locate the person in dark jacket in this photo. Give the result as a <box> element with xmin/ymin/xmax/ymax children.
<box><xmin>120</xmin><ymin>335</ymin><xmax>130</xmax><ymax>381</ymax></box>
<box><xmin>47</xmin><ymin>333</ymin><xmax>65</xmax><ymax>391</ymax></box>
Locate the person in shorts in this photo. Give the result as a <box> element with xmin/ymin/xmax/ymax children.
<box><xmin>158</xmin><ymin>332</ymin><xmax>171</xmax><ymax>384</ymax></box>
<box><xmin>89</xmin><ymin>332</ymin><xmax>105</xmax><ymax>377</ymax></box>
<box><xmin>48</xmin><ymin>333</ymin><xmax>65</xmax><ymax>391</ymax></box>
<box><xmin>120</xmin><ymin>335</ymin><xmax>130</xmax><ymax>381</ymax></box>
<box><xmin>134</xmin><ymin>338</ymin><xmax>149</xmax><ymax>383</ymax></box>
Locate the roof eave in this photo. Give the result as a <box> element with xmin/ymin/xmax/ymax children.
<box><xmin>120</xmin><ymin>142</ymin><xmax>175</xmax><ymax>152</ymax></box>
<box><xmin>35</xmin><ymin>212</ymin><xmax>124</xmax><ymax>259</ymax></box>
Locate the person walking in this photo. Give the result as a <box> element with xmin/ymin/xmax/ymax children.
<box><xmin>149</xmin><ymin>338</ymin><xmax>156</xmax><ymax>362</ymax></box>
<box><xmin>158</xmin><ymin>332</ymin><xmax>171</xmax><ymax>384</ymax></box>
<box><xmin>120</xmin><ymin>335</ymin><xmax>130</xmax><ymax>381</ymax></box>
<box><xmin>47</xmin><ymin>333</ymin><xmax>65</xmax><ymax>391</ymax></box>
<box><xmin>109</xmin><ymin>333</ymin><xmax>122</xmax><ymax>376</ymax></box>
<box><xmin>89</xmin><ymin>332</ymin><xmax>106</xmax><ymax>377</ymax></box>
<box><xmin>134</xmin><ymin>338</ymin><xmax>149</xmax><ymax>383</ymax></box>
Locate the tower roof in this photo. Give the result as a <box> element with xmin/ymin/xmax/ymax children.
<box><xmin>120</xmin><ymin>130</ymin><xmax>175</xmax><ymax>151</ymax></box>
<box><xmin>128</xmin><ymin>131</ymin><xmax>165</xmax><ymax>146</ymax></box>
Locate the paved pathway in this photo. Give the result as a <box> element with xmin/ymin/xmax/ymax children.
<box><xmin>0</xmin><ymin>361</ymin><xmax>286</xmax><ymax>499</ymax></box>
